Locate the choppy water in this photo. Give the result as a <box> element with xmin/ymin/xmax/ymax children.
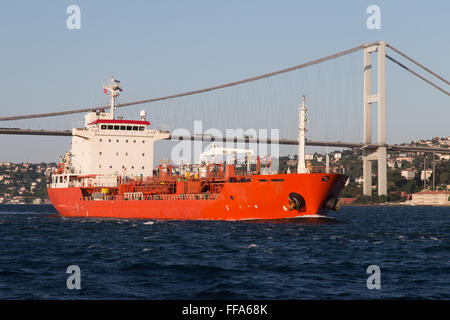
<box><xmin>0</xmin><ymin>204</ymin><xmax>448</xmax><ymax>299</ymax></box>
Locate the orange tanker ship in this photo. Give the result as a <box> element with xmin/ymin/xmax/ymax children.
<box><xmin>47</xmin><ymin>77</ymin><xmax>347</xmax><ymax>220</ymax></box>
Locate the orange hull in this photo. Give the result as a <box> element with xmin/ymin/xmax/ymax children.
<box><xmin>48</xmin><ymin>173</ymin><xmax>347</xmax><ymax>220</ymax></box>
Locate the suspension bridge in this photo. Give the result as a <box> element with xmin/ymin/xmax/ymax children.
<box><xmin>1</xmin><ymin>40</ymin><xmax>449</xmax><ymax>196</ymax></box>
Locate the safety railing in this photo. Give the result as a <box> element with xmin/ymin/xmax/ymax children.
<box><xmin>85</xmin><ymin>193</ymin><xmax>220</xmax><ymax>201</ymax></box>
<box><xmin>308</xmin><ymin>166</ymin><xmax>344</xmax><ymax>174</ymax></box>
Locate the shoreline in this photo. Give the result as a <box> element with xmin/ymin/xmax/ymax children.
<box><xmin>342</xmin><ymin>203</ymin><xmax>450</xmax><ymax>207</ymax></box>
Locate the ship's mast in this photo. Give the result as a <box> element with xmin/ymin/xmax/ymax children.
<box><xmin>297</xmin><ymin>95</ymin><xmax>309</xmax><ymax>174</ymax></box>
<box><xmin>102</xmin><ymin>76</ymin><xmax>122</xmax><ymax>119</ymax></box>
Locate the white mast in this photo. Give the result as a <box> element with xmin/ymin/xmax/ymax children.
<box><xmin>297</xmin><ymin>95</ymin><xmax>309</xmax><ymax>174</ymax></box>
<box><xmin>102</xmin><ymin>76</ymin><xmax>122</xmax><ymax>119</ymax></box>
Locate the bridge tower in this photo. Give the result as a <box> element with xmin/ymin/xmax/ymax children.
<box><xmin>362</xmin><ymin>41</ymin><xmax>387</xmax><ymax>196</ymax></box>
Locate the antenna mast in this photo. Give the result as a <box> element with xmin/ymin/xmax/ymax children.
<box><xmin>103</xmin><ymin>76</ymin><xmax>122</xmax><ymax>119</ymax></box>
<box><xmin>297</xmin><ymin>95</ymin><xmax>309</xmax><ymax>173</ymax></box>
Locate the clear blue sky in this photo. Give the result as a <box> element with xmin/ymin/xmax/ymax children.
<box><xmin>0</xmin><ymin>0</ymin><xmax>448</xmax><ymax>162</ymax></box>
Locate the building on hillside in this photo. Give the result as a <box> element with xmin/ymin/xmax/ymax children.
<box><xmin>355</xmin><ymin>177</ymin><xmax>364</xmax><ymax>184</ymax></box>
<box><xmin>410</xmin><ymin>191</ymin><xmax>450</xmax><ymax>206</ymax></box>
<box><xmin>401</xmin><ymin>169</ymin><xmax>416</xmax><ymax>180</ymax></box>
<box><xmin>420</xmin><ymin>170</ymin><xmax>432</xmax><ymax>181</ymax></box>
<box><xmin>340</xmin><ymin>198</ymin><xmax>356</xmax><ymax>205</ymax></box>
<box><xmin>396</xmin><ymin>156</ymin><xmax>414</xmax><ymax>163</ymax></box>
<box><xmin>387</xmin><ymin>159</ymin><xmax>396</xmax><ymax>168</ymax></box>
<box><xmin>399</xmin><ymin>191</ymin><xmax>411</xmax><ymax>200</ymax></box>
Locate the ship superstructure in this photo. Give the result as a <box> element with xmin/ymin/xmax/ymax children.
<box><xmin>52</xmin><ymin>77</ymin><xmax>169</xmax><ymax>188</ymax></box>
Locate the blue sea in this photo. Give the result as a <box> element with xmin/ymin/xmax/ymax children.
<box><xmin>0</xmin><ymin>204</ymin><xmax>448</xmax><ymax>299</ymax></box>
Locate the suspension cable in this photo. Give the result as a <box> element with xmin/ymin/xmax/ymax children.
<box><xmin>386</xmin><ymin>54</ymin><xmax>449</xmax><ymax>96</ymax></box>
<box><xmin>0</xmin><ymin>42</ymin><xmax>379</xmax><ymax>121</ymax></box>
<box><xmin>386</xmin><ymin>43</ymin><xmax>449</xmax><ymax>85</ymax></box>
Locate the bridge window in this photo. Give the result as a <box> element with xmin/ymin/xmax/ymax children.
<box><xmin>139</xmin><ymin>126</ymin><xmax>145</xmax><ymax>131</ymax></box>
<box><xmin>127</xmin><ymin>126</ymin><xmax>132</xmax><ymax>130</ymax></box>
<box><xmin>107</xmin><ymin>125</ymin><xmax>113</xmax><ymax>130</ymax></box>
<box><xmin>120</xmin><ymin>126</ymin><xmax>126</xmax><ymax>130</ymax></box>
<box><xmin>114</xmin><ymin>125</ymin><xmax>119</xmax><ymax>130</ymax></box>
<box><xmin>271</xmin><ymin>179</ymin><xmax>284</xmax><ymax>182</ymax></box>
<box><xmin>133</xmin><ymin>126</ymin><xmax>138</xmax><ymax>131</ymax></box>
<box><xmin>258</xmin><ymin>179</ymin><xmax>268</xmax><ymax>182</ymax></box>
<box><xmin>101</xmin><ymin>125</ymin><xmax>106</xmax><ymax>130</ymax></box>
